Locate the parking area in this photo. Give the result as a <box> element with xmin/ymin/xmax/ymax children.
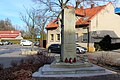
<box><xmin>0</xmin><ymin>44</ymin><xmax>39</xmax><ymax>68</ymax></box>
<box><xmin>1</xmin><ymin>44</ymin><xmax>120</xmax><ymax>68</ymax></box>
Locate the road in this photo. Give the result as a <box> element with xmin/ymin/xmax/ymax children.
<box><xmin>0</xmin><ymin>44</ymin><xmax>33</xmax><ymax>54</ymax></box>
<box><xmin>1</xmin><ymin>44</ymin><xmax>120</xmax><ymax>68</ymax></box>
<box><xmin>0</xmin><ymin>44</ymin><xmax>39</xmax><ymax>68</ymax></box>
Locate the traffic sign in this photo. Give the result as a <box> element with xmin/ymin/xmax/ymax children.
<box><xmin>37</xmin><ymin>35</ymin><xmax>41</xmax><ymax>38</ymax></box>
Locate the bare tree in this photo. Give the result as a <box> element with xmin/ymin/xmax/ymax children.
<box><xmin>32</xmin><ymin>0</ymin><xmax>118</xmax><ymax>13</ymax></box>
<box><xmin>0</xmin><ymin>18</ymin><xmax>15</xmax><ymax>31</ymax></box>
<box><xmin>20</xmin><ymin>8</ymin><xmax>39</xmax><ymax>50</ymax></box>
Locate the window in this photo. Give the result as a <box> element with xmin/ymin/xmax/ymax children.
<box><xmin>50</xmin><ymin>34</ymin><xmax>54</xmax><ymax>41</ymax></box>
<box><xmin>75</xmin><ymin>33</ymin><xmax>78</xmax><ymax>41</ymax></box>
<box><xmin>56</xmin><ymin>34</ymin><xmax>60</xmax><ymax>41</ymax></box>
<box><xmin>82</xmin><ymin>33</ymin><xmax>88</xmax><ymax>43</ymax></box>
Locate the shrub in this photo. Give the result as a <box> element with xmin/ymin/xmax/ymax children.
<box><xmin>37</xmin><ymin>48</ymin><xmax>48</xmax><ymax>55</ymax></box>
<box><xmin>99</xmin><ymin>35</ymin><xmax>111</xmax><ymax>51</ymax></box>
<box><xmin>35</xmin><ymin>53</ymin><xmax>55</xmax><ymax>64</ymax></box>
<box><xmin>0</xmin><ymin>49</ymin><xmax>56</xmax><ymax>80</ymax></box>
<box><xmin>11</xmin><ymin>60</ymin><xmax>19</xmax><ymax>67</ymax></box>
<box><xmin>36</xmin><ymin>49</ymin><xmax>55</xmax><ymax>64</ymax></box>
<box><xmin>13</xmin><ymin>69</ymin><xmax>32</xmax><ymax>80</ymax></box>
<box><xmin>94</xmin><ymin>43</ymin><xmax>101</xmax><ymax>51</ymax></box>
<box><xmin>0</xmin><ymin>64</ymin><xmax>4</xmax><ymax>70</ymax></box>
<box><xmin>95</xmin><ymin>52</ymin><xmax>116</xmax><ymax>66</ymax></box>
<box><xmin>19</xmin><ymin>59</ymin><xmax>24</xmax><ymax>65</ymax></box>
<box><xmin>24</xmin><ymin>56</ymin><xmax>35</xmax><ymax>64</ymax></box>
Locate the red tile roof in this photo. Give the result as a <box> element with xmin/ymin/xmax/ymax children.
<box><xmin>46</xmin><ymin>19</ymin><xmax>59</xmax><ymax>29</ymax></box>
<box><xmin>0</xmin><ymin>31</ymin><xmax>20</xmax><ymax>38</ymax></box>
<box><xmin>46</xmin><ymin>2</ymin><xmax>111</xmax><ymax>29</ymax></box>
<box><xmin>75</xmin><ymin>8</ymin><xmax>86</xmax><ymax>16</ymax></box>
<box><xmin>76</xmin><ymin>5</ymin><xmax>106</xmax><ymax>25</ymax></box>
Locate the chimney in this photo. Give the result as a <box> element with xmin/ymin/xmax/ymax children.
<box><xmin>91</xmin><ymin>4</ymin><xmax>94</xmax><ymax>8</ymax></box>
<box><xmin>80</xmin><ymin>6</ymin><xmax>84</xmax><ymax>9</ymax></box>
<box><xmin>75</xmin><ymin>1</ymin><xmax>80</xmax><ymax>9</ymax></box>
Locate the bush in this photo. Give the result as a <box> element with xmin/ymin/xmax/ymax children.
<box><xmin>0</xmin><ymin>64</ymin><xmax>4</xmax><ymax>70</ymax></box>
<box><xmin>13</xmin><ymin>69</ymin><xmax>32</xmax><ymax>80</ymax></box>
<box><xmin>99</xmin><ymin>35</ymin><xmax>111</xmax><ymax>51</ymax></box>
<box><xmin>94</xmin><ymin>43</ymin><xmax>101</xmax><ymax>51</ymax></box>
<box><xmin>23</xmin><ymin>56</ymin><xmax>35</xmax><ymax>64</ymax></box>
<box><xmin>11</xmin><ymin>60</ymin><xmax>19</xmax><ymax>67</ymax></box>
<box><xmin>36</xmin><ymin>49</ymin><xmax>55</xmax><ymax>64</ymax></box>
<box><xmin>0</xmin><ymin>49</ymin><xmax>56</xmax><ymax>80</ymax></box>
<box><xmin>95</xmin><ymin>52</ymin><xmax>120</xmax><ymax>66</ymax></box>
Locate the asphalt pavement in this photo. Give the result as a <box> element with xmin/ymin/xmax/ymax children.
<box><xmin>1</xmin><ymin>44</ymin><xmax>120</xmax><ymax>68</ymax></box>
<box><xmin>0</xmin><ymin>44</ymin><xmax>39</xmax><ymax>68</ymax></box>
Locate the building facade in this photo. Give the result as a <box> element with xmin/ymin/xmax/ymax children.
<box><xmin>46</xmin><ymin>2</ymin><xmax>120</xmax><ymax>51</ymax></box>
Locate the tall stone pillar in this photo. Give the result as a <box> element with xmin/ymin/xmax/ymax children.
<box><xmin>61</xmin><ymin>8</ymin><xmax>76</xmax><ymax>62</ymax></box>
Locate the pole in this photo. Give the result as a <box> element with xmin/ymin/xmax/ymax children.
<box><xmin>87</xmin><ymin>26</ymin><xmax>90</xmax><ymax>52</ymax></box>
<box><xmin>61</xmin><ymin>0</ymin><xmax>64</xmax><ymax>61</ymax></box>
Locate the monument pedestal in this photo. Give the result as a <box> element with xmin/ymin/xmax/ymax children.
<box><xmin>32</xmin><ymin>61</ymin><xmax>117</xmax><ymax>80</ymax></box>
<box><xmin>50</xmin><ymin>61</ymin><xmax>93</xmax><ymax>68</ymax></box>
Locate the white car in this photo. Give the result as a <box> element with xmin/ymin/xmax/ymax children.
<box><xmin>76</xmin><ymin>44</ymin><xmax>87</xmax><ymax>54</ymax></box>
<box><xmin>20</xmin><ymin>40</ymin><xmax>32</xmax><ymax>46</ymax></box>
<box><xmin>0</xmin><ymin>42</ymin><xmax>3</xmax><ymax>45</ymax></box>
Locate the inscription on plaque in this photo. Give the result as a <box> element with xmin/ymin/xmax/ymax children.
<box><xmin>65</xmin><ymin>44</ymin><xmax>75</xmax><ymax>52</ymax></box>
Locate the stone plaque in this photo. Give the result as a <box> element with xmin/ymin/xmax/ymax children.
<box><xmin>61</xmin><ymin>8</ymin><xmax>76</xmax><ymax>61</ymax></box>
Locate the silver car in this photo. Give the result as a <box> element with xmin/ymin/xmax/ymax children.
<box><xmin>76</xmin><ymin>44</ymin><xmax>87</xmax><ymax>54</ymax></box>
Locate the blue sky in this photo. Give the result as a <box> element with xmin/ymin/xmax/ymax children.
<box><xmin>0</xmin><ymin>0</ymin><xmax>36</xmax><ymax>30</ymax></box>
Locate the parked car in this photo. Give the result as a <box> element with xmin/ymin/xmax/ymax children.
<box><xmin>48</xmin><ymin>44</ymin><xmax>61</xmax><ymax>53</ymax></box>
<box><xmin>7</xmin><ymin>41</ymin><xmax>13</xmax><ymax>45</ymax></box>
<box><xmin>20</xmin><ymin>40</ymin><xmax>32</xmax><ymax>46</ymax></box>
<box><xmin>2</xmin><ymin>41</ymin><xmax>8</xmax><ymax>45</ymax></box>
<box><xmin>2</xmin><ymin>41</ymin><xmax>13</xmax><ymax>45</ymax></box>
<box><xmin>48</xmin><ymin>44</ymin><xmax>87</xmax><ymax>54</ymax></box>
<box><xmin>76</xmin><ymin>44</ymin><xmax>87</xmax><ymax>54</ymax></box>
<box><xmin>34</xmin><ymin>41</ymin><xmax>40</xmax><ymax>47</ymax></box>
<box><xmin>0</xmin><ymin>42</ymin><xmax>3</xmax><ymax>45</ymax></box>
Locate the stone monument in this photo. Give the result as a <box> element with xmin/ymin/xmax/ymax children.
<box><xmin>32</xmin><ymin>8</ymin><xmax>117</xmax><ymax>80</ymax></box>
<box><xmin>61</xmin><ymin>8</ymin><xmax>76</xmax><ymax>62</ymax></box>
<box><xmin>50</xmin><ymin>8</ymin><xmax>92</xmax><ymax>68</ymax></box>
